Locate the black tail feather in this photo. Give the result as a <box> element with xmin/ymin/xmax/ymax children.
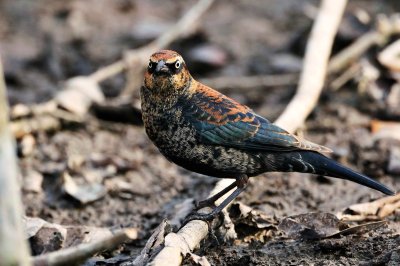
<box><xmin>295</xmin><ymin>152</ymin><xmax>395</xmax><ymax>195</ymax></box>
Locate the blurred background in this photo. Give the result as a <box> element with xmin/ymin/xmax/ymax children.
<box><xmin>1</xmin><ymin>0</ymin><xmax>399</xmax><ymax>265</ymax></box>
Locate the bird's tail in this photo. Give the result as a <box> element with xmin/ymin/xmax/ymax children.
<box><xmin>284</xmin><ymin>151</ymin><xmax>395</xmax><ymax>195</ymax></box>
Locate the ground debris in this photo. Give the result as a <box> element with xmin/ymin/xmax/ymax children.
<box><xmin>338</xmin><ymin>194</ymin><xmax>400</xmax><ymax>221</ymax></box>
<box><xmin>278</xmin><ymin>212</ymin><xmax>387</xmax><ymax>240</ymax></box>
<box><xmin>229</xmin><ymin>202</ymin><xmax>279</xmax><ymax>243</ymax></box>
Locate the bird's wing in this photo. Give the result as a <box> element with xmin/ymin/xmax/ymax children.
<box><xmin>181</xmin><ymin>84</ymin><xmax>331</xmax><ymax>153</ymax></box>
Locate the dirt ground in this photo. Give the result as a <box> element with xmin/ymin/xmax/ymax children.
<box><xmin>1</xmin><ymin>0</ymin><xmax>400</xmax><ymax>265</ymax></box>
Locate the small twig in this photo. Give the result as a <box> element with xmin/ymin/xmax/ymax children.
<box><xmin>0</xmin><ymin>58</ymin><xmax>32</xmax><ymax>265</ymax></box>
<box><xmin>329</xmin><ymin>31</ymin><xmax>384</xmax><ymax>75</ymax></box>
<box><xmin>31</xmin><ymin>228</ymin><xmax>138</xmax><ymax>266</ymax></box>
<box><xmin>330</xmin><ymin>63</ymin><xmax>361</xmax><ymax>91</ymax></box>
<box><xmin>275</xmin><ymin>0</ymin><xmax>347</xmax><ymax>133</ymax></box>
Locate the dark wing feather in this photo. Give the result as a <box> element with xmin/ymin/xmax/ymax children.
<box><xmin>180</xmin><ymin>85</ymin><xmax>331</xmax><ymax>153</ymax></box>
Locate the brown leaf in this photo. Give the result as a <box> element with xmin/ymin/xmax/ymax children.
<box><xmin>279</xmin><ymin>213</ymin><xmax>389</xmax><ymax>240</ymax></box>
<box><xmin>278</xmin><ymin>212</ymin><xmax>348</xmax><ymax>240</ymax></box>
<box><xmin>326</xmin><ymin>221</ymin><xmax>386</xmax><ymax>238</ymax></box>
<box><xmin>230</xmin><ymin>202</ymin><xmax>278</xmax><ymax>229</ymax></box>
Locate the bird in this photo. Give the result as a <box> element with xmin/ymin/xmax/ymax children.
<box><xmin>140</xmin><ymin>49</ymin><xmax>395</xmax><ymax>223</ymax></box>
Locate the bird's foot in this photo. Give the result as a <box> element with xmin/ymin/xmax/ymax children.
<box><xmin>182</xmin><ymin>211</ymin><xmax>217</xmax><ymax>226</ymax></box>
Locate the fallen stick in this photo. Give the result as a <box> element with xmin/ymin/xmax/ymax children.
<box><xmin>149</xmin><ymin>1</ymin><xmax>348</xmax><ymax>265</ymax></box>
<box><xmin>274</xmin><ymin>0</ymin><xmax>347</xmax><ymax>132</ymax></box>
<box><xmin>150</xmin><ymin>179</ymin><xmax>232</xmax><ymax>266</ymax></box>
<box><xmin>0</xmin><ymin>58</ymin><xmax>32</xmax><ymax>265</ymax></box>
<box><xmin>31</xmin><ymin>228</ymin><xmax>138</xmax><ymax>266</ymax></box>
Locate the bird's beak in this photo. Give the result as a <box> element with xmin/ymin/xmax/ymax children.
<box><xmin>155</xmin><ymin>61</ymin><xmax>169</xmax><ymax>74</ymax></box>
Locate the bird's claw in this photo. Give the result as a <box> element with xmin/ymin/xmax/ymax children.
<box><xmin>181</xmin><ymin>211</ymin><xmax>217</xmax><ymax>228</ymax></box>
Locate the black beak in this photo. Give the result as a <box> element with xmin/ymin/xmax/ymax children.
<box><xmin>155</xmin><ymin>61</ymin><xmax>169</xmax><ymax>74</ymax></box>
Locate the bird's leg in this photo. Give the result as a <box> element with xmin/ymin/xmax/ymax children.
<box><xmin>195</xmin><ymin>180</ymin><xmax>237</xmax><ymax>209</ymax></box>
<box><xmin>183</xmin><ymin>175</ymin><xmax>249</xmax><ymax>225</ymax></box>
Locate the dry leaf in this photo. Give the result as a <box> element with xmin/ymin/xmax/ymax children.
<box><xmin>24</xmin><ymin>216</ymin><xmax>67</xmax><ymax>239</ymax></box>
<box><xmin>62</xmin><ymin>172</ymin><xmax>107</xmax><ymax>204</ymax></box>
<box><xmin>229</xmin><ymin>202</ymin><xmax>279</xmax><ymax>243</ymax></box>
<box><xmin>326</xmin><ymin>221</ymin><xmax>386</xmax><ymax>238</ymax></box>
<box><xmin>279</xmin><ymin>213</ymin><xmax>387</xmax><ymax>240</ymax></box>
<box><xmin>278</xmin><ymin>212</ymin><xmax>348</xmax><ymax>240</ymax></box>
<box><xmin>230</xmin><ymin>202</ymin><xmax>278</xmax><ymax>229</ymax></box>
<box><xmin>337</xmin><ymin>194</ymin><xmax>400</xmax><ymax>221</ymax></box>
<box><xmin>188</xmin><ymin>252</ymin><xmax>211</xmax><ymax>266</ymax></box>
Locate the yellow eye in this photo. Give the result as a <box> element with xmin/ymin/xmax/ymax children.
<box><xmin>148</xmin><ymin>61</ymin><xmax>153</xmax><ymax>69</ymax></box>
<box><xmin>175</xmin><ymin>60</ymin><xmax>181</xmax><ymax>69</ymax></box>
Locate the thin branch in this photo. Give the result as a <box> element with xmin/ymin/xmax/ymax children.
<box><xmin>31</xmin><ymin>228</ymin><xmax>138</xmax><ymax>266</ymax></box>
<box><xmin>0</xmin><ymin>57</ymin><xmax>32</xmax><ymax>264</ymax></box>
<box><xmin>275</xmin><ymin>0</ymin><xmax>347</xmax><ymax>133</ymax></box>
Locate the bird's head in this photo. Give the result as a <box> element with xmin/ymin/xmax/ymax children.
<box><xmin>143</xmin><ymin>50</ymin><xmax>192</xmax><ymax>95</ymax></box>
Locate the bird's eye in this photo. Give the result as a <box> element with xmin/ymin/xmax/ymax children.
<box><xmin>148</xmin><ymin>61</ymin><xmax>153</xmax><ymax>69</ymax></box>
<box><xmin>175</xmin><ymin>60</ymin><xmax>181</xmax><ymax>69</ymax></box>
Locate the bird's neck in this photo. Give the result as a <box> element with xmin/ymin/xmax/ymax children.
<box><xmin>142</xmin><ymin>83</ymin><xmax>191</xmax><ymax>111</ymax></box>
